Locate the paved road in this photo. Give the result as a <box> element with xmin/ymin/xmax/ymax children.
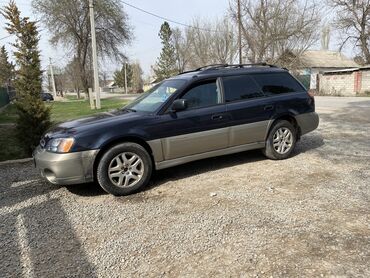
<box><xmin>0</xmin><ymin>97</ymin><xmax>369</xmax><ymax>277</ymax></box>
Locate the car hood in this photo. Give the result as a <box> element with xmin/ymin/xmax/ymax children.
<box><xmin>47</xmin><ymin>109</ymin><xmax>146</xmax><ymax>137</ymax></box>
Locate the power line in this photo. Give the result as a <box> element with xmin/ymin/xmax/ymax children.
<box><xmin>0</xmin><ymin>34</ymin><xmax>12</xmax><ymax>41</ymax></box>
<box><xmin>120</xmin><ymin>0</ymin><xmax>220</xmax><ymax>33</ymax></box>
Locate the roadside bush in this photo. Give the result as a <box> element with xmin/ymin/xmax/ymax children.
<box><xmin>2</xmin><ymin>1</ymin><xmax>51</xmax><ymax>156</ymax></box>
<box><xmin>15</xmin><ymin>96</ymin><xmax>51</xmax><ymax>155</ymax></box>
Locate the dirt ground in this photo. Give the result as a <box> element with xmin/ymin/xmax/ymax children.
<box><xmin>0</xmin><ymin>96</ymin><xmax>369</xmax><ymax>277</ymax></box>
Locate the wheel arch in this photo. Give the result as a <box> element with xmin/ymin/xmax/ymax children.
<box><xmin>92</xmin><ymin>136</ymin><xmax>155</xmax><ymax>182</ymax></box>
<box><xmin>266</xmin><ymin>114</ymin><xmax>301</xmax><ymax>141</ymax></box>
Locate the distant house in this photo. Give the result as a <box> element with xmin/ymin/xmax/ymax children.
<box><xmin>143</xmin><ymin>77</ymin><xmax>160</xmax><ymax>92</ymax></box>
<box><xmin>300</xmin><ymin>50</ymin><xmax>359</xmax><ymax>73</ymax></box>
<box><xmin>297</xmin><ymin>50</ymin><xmax>359</xmax><ymax>90</ymax></box>
<box><xmin>286</xmin><ymin>27</ymin><xmax>366</xmax><ymax>95</ymax></box>
<box><xmin>101</xmin><ymin>80</ymin><xmax>118</xmax><ymax>93</ymax></box>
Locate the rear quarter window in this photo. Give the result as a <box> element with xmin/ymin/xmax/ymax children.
<box><xmin>252</xmin><ymin>73</ymin><xmax>305</xmax><ymax>96</ymax></box>
<box><xmin>223</xmin><ymin>75</ymin><xmax>264</xmax><ymax>102</ymax></box>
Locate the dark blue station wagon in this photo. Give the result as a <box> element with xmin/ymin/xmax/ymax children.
<box><xmin>33</xmin><ymin>64</ymin><xmax>319</xmax><ymax>196</ymax></box>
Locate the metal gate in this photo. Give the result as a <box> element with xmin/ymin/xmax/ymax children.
<box><xmin>0</xmin><ymin>87</ymin><xmax>10</xmax><ymax>108</ymax></box>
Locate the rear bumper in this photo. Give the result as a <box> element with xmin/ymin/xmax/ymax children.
<box><xmin>33</xmin><ymin>146</ymin><xmax>99</xmax><ymax>185</ymax></box>
<box><xmin>295</xmin><ymin>112</ymin><xmax>319</xmax><ymax>135</ymax></box>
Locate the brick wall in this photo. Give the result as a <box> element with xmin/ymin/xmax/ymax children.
<box><xmin>319</xmin><ymin>72</ymin><xmax>357</xmax><ymax>96</ymax></box>
<box><xmin>361</xmin><ymin>70</ymin><xmax>370</xmax><ymax>93</ymax></box>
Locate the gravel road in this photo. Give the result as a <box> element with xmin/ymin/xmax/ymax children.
<box><xmin>1</xmin><ymin>96</ymin><xmax>369</xmax><ymax>277</ymax></box>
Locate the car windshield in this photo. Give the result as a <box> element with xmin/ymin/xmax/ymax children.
<box><xmin>124</xmin><ymin>79</ymin><xmax>186</xmax><ymax>113</ymax></box>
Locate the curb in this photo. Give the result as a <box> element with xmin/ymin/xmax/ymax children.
<box><xmin>0</xmin><ymin>157</ymin><xmax>33</xmax><ymax>166</ymax></box>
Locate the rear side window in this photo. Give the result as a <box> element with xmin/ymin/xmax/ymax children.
<box><xmin>223</xmin><ymin>75</ymin><xmax>264</xmax><ymax>102</ymax></box>
<box><xmin>252</xmin><ymin>73</ymin><xmax>304</xmax><ymax>95</ymax></box>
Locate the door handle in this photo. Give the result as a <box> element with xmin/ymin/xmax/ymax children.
<box><xmin>211</xmin><ymin>114</ymin><xmax>224</xmax><ymax>120</ymax></box>
<box><xmin>264</xmin><ymin>105</ymin><xmax>274</xmax><ymax>111</ymax></box>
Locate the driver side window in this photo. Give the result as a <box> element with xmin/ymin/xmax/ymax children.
<box><xmin>182</xmin><ymin>79</ymin><xmax>222</xmax><ymax>110</ymax></box>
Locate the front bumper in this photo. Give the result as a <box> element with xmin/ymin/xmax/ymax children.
<box><xmin>33</xmin><ymin>146</ymin><xmax>99</xmax><ymax>185</ymax></box>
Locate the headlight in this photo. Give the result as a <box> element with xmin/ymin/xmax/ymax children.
<box><xmin>46</xmin><ymin>138</ymin><xmax>75</xmax><ymax>153</ymax></box>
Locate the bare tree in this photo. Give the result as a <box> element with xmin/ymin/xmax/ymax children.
<box><xmin>32</xmin><ymin>0</ymin><xmax>133</xmax><ymax>94</ymax></box>
<box><xmin>65</xmin><ymin>57</ymin><xmax>85</xmax><ymax>98</ymax></box>
<box><xmin>230</xmin><ymin>0</ymin><xmax>321</xmax><ymax>68</ymax></box>
<box><xmin>173</xmin><ymin>17</ymin><xmax>237</xmax><ymax>70</ymax></box>
<box><xmin>131</xmin><ymin>62</ymin><xmax>143</xmax><ymax>93</ymax></box>
<box><xmin>211</xmin><ymin>18</ymin><xmax>238</xmax><ymax>64</ymax></box>
<box><xmin>330</xmin><ymin>0</ymin><xmax>370</xmax><ymax>64</ymax></box>
<box><xmin>172</xmin><ymin>27</ymin><xmax>193</xmax><ymax>72</ymax></box>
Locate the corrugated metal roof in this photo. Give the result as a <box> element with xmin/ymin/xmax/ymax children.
<box><xmin>322</xmin><ymin>65</ymin><xmax>370</xmax><ymax>74</ymax></box>
<box><xmin>301</xmin><ymin>50</ymin><xmax>359</xmax><ymax>68</ymax></box>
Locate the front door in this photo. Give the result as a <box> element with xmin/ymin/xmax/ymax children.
<box><xmin>158</xmin><ymin>78</ymin><xmax>230</xmax><ymax>160</ymax></box>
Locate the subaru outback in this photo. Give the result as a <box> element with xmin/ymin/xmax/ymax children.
<box><xmin>33</xmin><ymin>64</ymin><xmax>319</xmax><ymax>196</ymax></box>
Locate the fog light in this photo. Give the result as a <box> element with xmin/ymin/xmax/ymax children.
<box><xmin>43</xmin><ymin>169</ymin><xmax>57</xmax><ymax>184</ymax></box>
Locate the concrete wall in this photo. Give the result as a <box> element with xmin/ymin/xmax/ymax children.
<box><xmin>319</xmin><ymin>72</ymin><xmax>357</xmax><ymax>96</ymax></box>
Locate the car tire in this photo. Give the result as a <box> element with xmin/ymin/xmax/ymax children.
<box><xmin>263</xmin><ymin>120</ymin><xmax>297</xmax><ymax>160</ymax></box>
<box><xmin>96</xmin><ymin>142</ymin><xmax>153</xmax><ymax>196</ymax></box>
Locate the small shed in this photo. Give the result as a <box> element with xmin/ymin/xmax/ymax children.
<box><xmin>319</xmin><ymin>66</ymin><xmax>370</xmax><ymax>96</ymax></box>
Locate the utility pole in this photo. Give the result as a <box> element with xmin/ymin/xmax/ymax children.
<box><xmin>124</xmin><ymin>62</ymin><xmax>128</xmax><ymax>95</ymax></box>
<box><xmin>89</xmin><ymin>0</ymin><xmax>101</xmax><ymax>109</ymax></box>
<box><xmin>237</xmin><ymin>0</ymin><xmax>242</xmax><ymax>64</ymax></box>
<box><xmin>49</xmin><ymin>58</ymin><xmax>57</xmax><ymax>98</ymax></box>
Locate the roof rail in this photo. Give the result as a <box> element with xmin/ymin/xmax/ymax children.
<box><xmin>227</xmin><ymin>63</ymin><xmax>277</xmax><ymax>68</ymax></box>
<box><xmin>177</xmin><ymin>64</ymin><xmax>229</xmax><ymax>76</ymax></box>
<box><xmin>177</xmin><ymin>62</ymin><xmax>278</xmax><ymax>75</ymax></box>
<box><xmin>195</xmin><ymin>64</ymin><xmax>229</xmax><ymax>71</ymax></box>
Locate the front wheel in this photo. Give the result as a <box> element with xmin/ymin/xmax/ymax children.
<box><xmin>263</xmin><ymin>120</ymin><xmax>297</xmax><ymax>160</ymax></box>
<box><xmin>97</xmin><ymin>142</ymin><xmax>153</xmax><ymax>196</ymax></box>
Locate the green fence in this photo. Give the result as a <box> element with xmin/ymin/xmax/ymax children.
<box><xmin>0</xmin><ymin>87</ymin><xmax>10</xmax><ymax>108</ymax></box>
<box><xmin>295</xmin><ymin>75</ymin><xmax>310</xmax><ymax>90</ymax></box>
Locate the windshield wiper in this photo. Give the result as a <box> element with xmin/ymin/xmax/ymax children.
<box><xmin>124</xmin><ymin>108</ymin><xmax>137</xmax><ymax>112</ymax></box>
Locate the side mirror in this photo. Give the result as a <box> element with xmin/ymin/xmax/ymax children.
<box><xmin>171</xmin><ymin>99</ymin><xmax>188</xmax><ymax>112</ymax></box>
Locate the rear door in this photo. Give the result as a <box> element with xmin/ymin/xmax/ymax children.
<box><xmin>222</xmin><ymin>74</ymin><xmax>274</xmax><ymax>147</ymax></box>
<box><xmin>251</xmin><ymin>72</ymin><xmax>311</xmax><ymax>115</ymax></box>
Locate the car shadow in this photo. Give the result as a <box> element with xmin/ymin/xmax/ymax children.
<box><xmin>64</xmin><ymin>132</ymin><xmax>325</xmax><ymax>197</ymax></box>
<box><xmin>65</xmin><ymin>182</ymin><xmax>107</xmax><ymax>197</ymax></box>
<box><xmin>146</xmin><ymin>133</ymin><xmax>325</xmax><ymax>192</ymax></box>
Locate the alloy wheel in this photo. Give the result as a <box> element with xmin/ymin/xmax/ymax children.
<box><xmin>273</xmin><ymin>127</ymin><xmax>293</xmax><ymax>154</ymax></box>
<box><xmin>108</xmin><ymin>152</ymin><xmax>144</xmax><ymax>187</ymax></box>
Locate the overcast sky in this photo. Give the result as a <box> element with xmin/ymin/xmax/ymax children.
<box><xmin>0</xmin><ymin>0</ymin><xmax>353</xmax><ymax>78</ymax></box>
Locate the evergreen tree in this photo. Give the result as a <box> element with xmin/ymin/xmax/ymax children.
<box><xmin>0</xmin><ymin>45</ymin><xmax>14</xmax><ymax>86</ymax></box>
<box><xmin>154</xmin><ymin>22</ymin><xmax>178</xmax><ymax>81</ymax></box>
<box><xmin>113</xmin><ymin>63</ymin><xmax>132</xmax><ymax>88</ymax></box>
<box><xmin>1</xmin><ymin>1</ymin><xmax>51</xmax><ymax>155</ymax></box>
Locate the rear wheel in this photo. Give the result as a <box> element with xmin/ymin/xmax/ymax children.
<box><xmin>263</xmin><ymin>120</ymin><xmax>296</xmax><ymax>160</ymax></box>
<box><xmin>97</xmin><ymin>142</ymin><xmax>153</xmax><ymax>196</ymax></box>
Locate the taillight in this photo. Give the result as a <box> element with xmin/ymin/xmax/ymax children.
<box><xmin>307</xmin><ymin>91</ymin><xmax>315</xmax><ymax>107</ymax></box>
